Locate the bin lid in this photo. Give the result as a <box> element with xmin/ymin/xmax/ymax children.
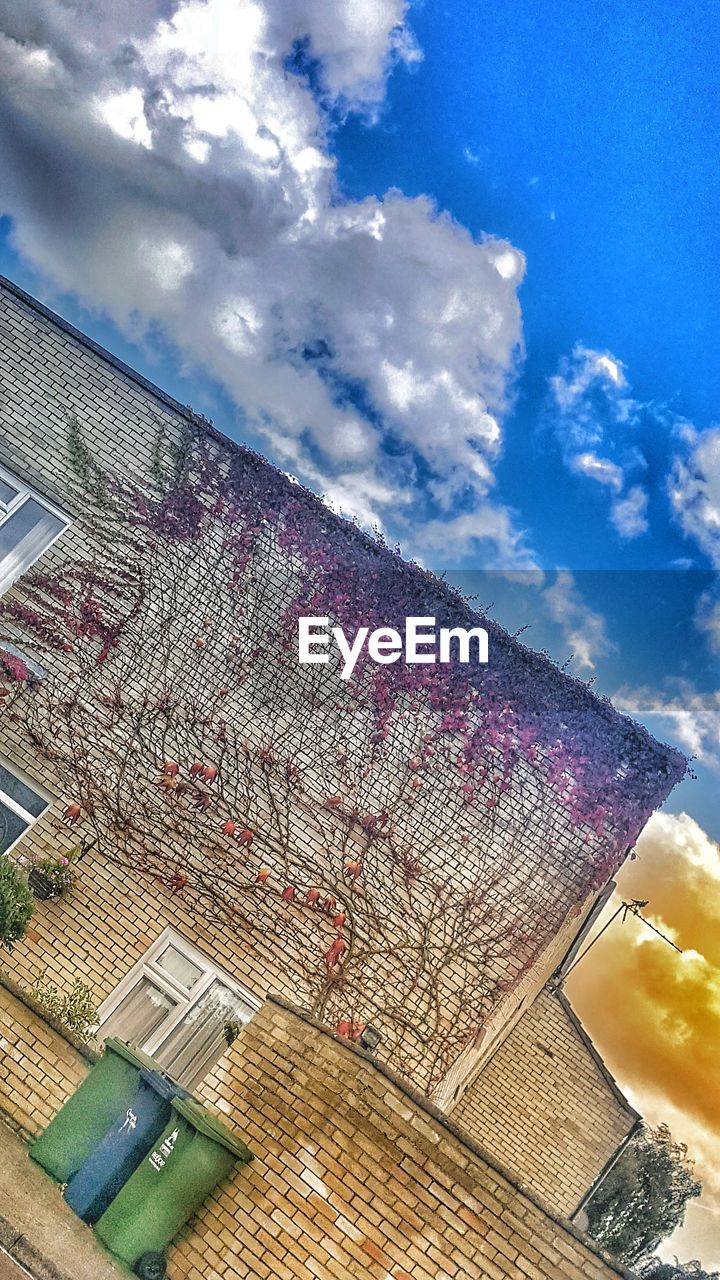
<box><xmin>138</xmin><ymin>1068</ymin><xmax>193</xmax><ymax>1101</ymax></box>
<box><xmin>170</xmin><ymin>1097</ymin><xmax>252</xmax><ymax>1162</ymax></box>
<box><xmin>103</xmin><ymin>1038</ymin><xmax>160</xmax><ymax>1071</ymax></box>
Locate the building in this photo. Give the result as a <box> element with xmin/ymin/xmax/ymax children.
<box><xmin>0</xmin><ymin>274</ymin><xmax>684</xmax><ymax>1280</ymax></box>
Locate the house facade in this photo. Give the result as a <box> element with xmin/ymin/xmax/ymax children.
<box><xmin>0</xmin><ymin>274</ymin><xmax>683</xmax><ymax>1280</ymax></box>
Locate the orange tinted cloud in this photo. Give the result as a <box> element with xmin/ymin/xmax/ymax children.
<box><xmin>567</xmin><ymin>812</ymin><xmax>720</xmax><ymax>1262</ymax></box>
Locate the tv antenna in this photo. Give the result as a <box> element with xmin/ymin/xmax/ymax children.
<box><xmin>562</xmin><ymin>898</ymin><xmax>682</xmax><ymax>982</ymax></box>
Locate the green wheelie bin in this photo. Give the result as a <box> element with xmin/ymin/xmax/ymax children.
<box><xmin>95</xmin><ymin>1096</ymin><xmax>252</xmax><ymax>1268</ymax></box>
<box><xmin>31</xmin><ymin>1038</ymin><xmax>158</xmax><ymax>1183</ymax></box>
<box><xmin>64</xmin><ymin>1068</ymin><xmax>192</xmax><ymax>1223</ymax></box>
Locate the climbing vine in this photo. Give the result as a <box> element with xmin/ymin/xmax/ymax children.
<box><xmin>0</xmin><ymin>416</ymin><xmax>685</xmax><ymax>1093</ymax></box>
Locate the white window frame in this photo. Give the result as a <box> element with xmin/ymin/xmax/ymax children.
<box><xmin>96</xmin><ymin>927</ymin><xmax>261</xmax><ymax>1060</ymax></box>
<box><xmin>0</xmin><ymin>754</ymin><xmax>51</xmax><ymax>858</ymax></box>
<box><xmin>0</xmin><ymin>462</ymin><xmax>69</xmax><ymax>597</ymax></box>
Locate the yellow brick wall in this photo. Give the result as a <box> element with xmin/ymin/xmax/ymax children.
<box><xmin>451</xmin><ymin>987</ymin><xmax>637</xmax><ymax>1216</ymax></box>
<box><xmin>0</xmin><ymin>274</ymin><xmax>609</xmax><ymax>1100</ymax></box>
<box><xmin>0</xmin><ymin>977</ymin><xmax>92</xmax><ymax>1137</ymax></box>
<box><xmin>0</xmin><ymin>808</ymin><xmax>305</xmax><ymax>1013</ymax></box>
<box><xmin>0</xmin><ymin>950</ymin><xmax>634</xmax><ymax>1278</ymax></box>
<box><xmin>431</xmin><ymin>905</ymin><xmax>593</xmax><ymax>1110</ymax></box>
<box><xmin>0</xmin><ymin>818</ymin><xmax>630</xmax><ymax>1231</ymax></box>
<box><xmin>175</xmin><ymin>997</ymin><xmax>633</xmax><ymax>1280</ymax></box>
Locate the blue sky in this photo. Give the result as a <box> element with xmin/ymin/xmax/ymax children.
<box><xmin>0</xmin><ymin>1</ymin><xmax>719</xmax><ymax>1261</ymax></box>
<box><xmin>337</xmin><ymin>0</ymin><xmax>720</xmax><ymax>565</ymax></box>
<box><xmin>335</xmin><ymin>0</ymin><xmax>720</xmax><ymax>845</ymax></box>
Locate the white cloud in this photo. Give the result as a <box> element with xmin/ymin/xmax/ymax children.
<box><xmin>548</xmin><ymin>343</ymin><xmax>649</xmax><ymax>541</ymax></box>
<box><xmin>541</xmin><ymin>569</ymin><xmax>610</xmax><ymax>671</ymax></box>
<box><xmin>0</xmin><ymin>0</ymin><xmax>529</xmax><ymax>563</ymax></box>
<box><xmin>610</xmin><ymin>484</ymin><xmax>649</xmax><ymax>538</ymax></box>
<box><xmin>569</xmin><ymin>451</ymin><xmax>651</xmax><ymax>540</ymax></box>
<box><xmin>614</xmin><ymin>683</ymin><xmax>720</xmax><ymax>771</ymax></box>
<box><xmin>696</xmin><ymin>592</ymin><xmax>720</xmax><ymax>656</ymax></box>
<box><xmin>262</xmin><ymin>0</ymin><xmax>422</xmax><ymax>109</ymax></box>
<box><xmin>668</xmin><ymin>425</ymin><xmax>720</xmax><ymax>569</ymax></box>
<box><xmin>96</xmin><ymin>86</ymin><xmax>153</xmax><ymax>148</ymax></box>
<box><xmin>412</xmin><ymin>506</ymin><xmax>537</xmax><ymax>569</ymax></box>
<box><xmin>568</xmin><ymin>451</ymin><xmax>624</xmax><ymax>492</ymax></box>
<box><xmin>549</xmin><ymin>343</ymin><xmax>631</xmax><ymax>433</ymax></box>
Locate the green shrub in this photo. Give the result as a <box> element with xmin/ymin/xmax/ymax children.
<box><xmin>0</xmin><ymin>858</ymin><xmax>34</xmax><ymax>949</ymax></box>
<box><xmin>31</xmin><ymin>974</ymin><xmax>99</xmax><ymax>1042</ymax></box>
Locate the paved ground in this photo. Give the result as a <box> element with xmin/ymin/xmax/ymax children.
<box><xmin>0</xmin><ymin>1121</ymin><xmax>129</xmax><ymax>1280</ymax></box>
<box><xmin>0</xmin><ymin>1248</ymin><xmax>33</xmax><ymax>1280</ymax></box>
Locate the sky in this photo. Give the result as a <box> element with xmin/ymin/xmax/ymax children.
<box><xmin>0</xmin><ymin>0</ymin><xmax>718</xmax><ymax>1265</ymax></box>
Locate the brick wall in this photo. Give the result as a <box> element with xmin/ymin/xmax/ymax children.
<box><xmin>452</xmin><ymin>987</ymin><xmax>638</xmax><ymax>1216</ymax></box>
<box><xmin>171</xmin><ymin>996</ymin><xmax>633</xmax><ymax>1280</ymax></box>
<box><xmin>0</xmin><ymin>975</ymin><xmax>93</xmax><ymax>1137</ymax></box>
<box><xmin>0</xmin><ymin>273</ymin><xmax>636</xmax><ymax>1096</ymax></box>
<box><xmin>0</xmin><ymin>987</ymin><xmax>634</xmax><ymax>1279</ymax></box>
<box><xmin>1</xmin><ymin>822</ymin><xmax>302</xmax><ymax>1026</ymax></box>
<box><xmin>0</xmin><ymin>844</ymin><xmax>628</xmax><ymax>1229</ymax></box>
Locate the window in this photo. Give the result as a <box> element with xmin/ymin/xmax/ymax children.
<box><xmin>0</xmin><ymin>463</ymin><xmax>68</xmax><ymax>597</ymax></box>
<box><xmin>97</xmin><ymin>929</ymin><xmax>260</xmax><ymax>1089</ymax></box>
<box><xmin>0</xmin><ymin>757</ymin><xmax>50</xmax><ymax>856</ymax></box>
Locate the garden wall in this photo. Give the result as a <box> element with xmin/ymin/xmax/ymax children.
<box><xmin>0</xmin><ymin>988</ymin><xmax>636</xmax><ymax>1280</ymax></box>
<box><xmin>0</xmin><ymin>973</ymin><xmax>93</xmax><ymax>1137</ymax></box>
<box><xmin>174</xmin><ymin>997</ymin><xmax>636</xmax><ymax>1280</ymax></box>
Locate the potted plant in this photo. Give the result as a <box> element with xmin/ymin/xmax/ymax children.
<box><xmin>223</xmin><ymin>1019</ymin><xmax>242</xmax><ymax>1047</ymax></box>
<box><xmin>0</xmin><ymin>857</ymin><xmax>34</xmax><ymax>949</ymax></box>
<box><xmin>28</xmin><ymin>846</ymin><xmax>80</xmax><ymax>900</ymax></box>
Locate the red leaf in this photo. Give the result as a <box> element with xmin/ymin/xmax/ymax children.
<box><xmin>324</xmin><ymin>937</ymin><xmax>348</xmax><ymax>971</ymax></box>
